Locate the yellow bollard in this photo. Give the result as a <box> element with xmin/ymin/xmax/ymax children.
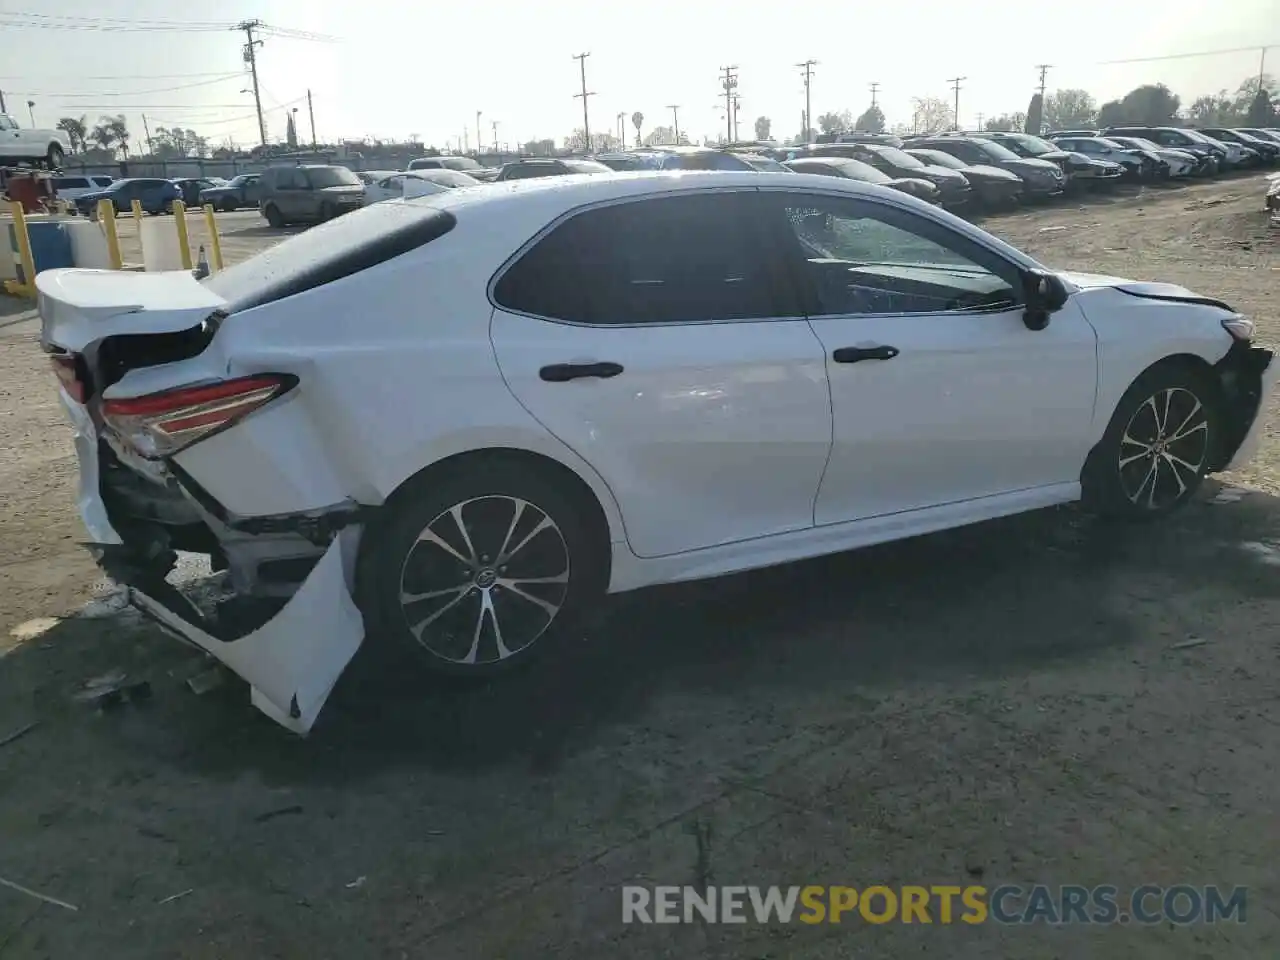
<box><xmin>99</xmin><ymin>199</ymin><xmax>123</xmax><ymax>269</ymax></box>
<box><xmin>172</xmin><ymin>199</ymin><xmax>193</xmax><ymax>271</ymax></box>
<box><xmin>3</xmin><ymin>200</ymin><xmax>37</xmax><ymax>297</ymax></box>
<box><xmin>202</xmin><ymin>203</ymin><xmax>224</xmax><ymax>272</ymax></box>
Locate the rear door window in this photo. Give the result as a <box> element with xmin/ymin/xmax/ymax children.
<box><xmin>55</xmin><ymin>177</ymin><xmax>89</xmax><ymax>189</ymax></box>
<box><xmin>493</xmin><ymin>191</ymin><xmax>797</xmax><ymax>325</ymax></box>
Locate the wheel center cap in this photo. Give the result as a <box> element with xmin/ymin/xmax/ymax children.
<box><xmin>475</xmin><ymin>568</ymin><xmax>497</xmax><ymax>589</ymax></box>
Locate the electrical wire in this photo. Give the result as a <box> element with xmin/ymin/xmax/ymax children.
<box><xmin>14</xmin><ymin>73</ymin><xmax>245</xmax><ymax>99</ymax></box>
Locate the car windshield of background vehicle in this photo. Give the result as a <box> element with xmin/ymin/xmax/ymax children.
<box><xmin>781</xmin><ymin>199</ymin><xmax>1016</xmax><ymax>315</ymax></box>
<box><xmin>307</xmin><ymin>167</ymin><xmax>361</xmax><ymax>188</ymax></box>
<box><xmin>873</xmin><ymin>146</ymin><xmax>925</xmax><ymax>169</ymax></box>
<box><xmin>976</xmin><ymin>141</ymin><xmax>1021</xmax><ymax>162</ymax></box>
<box><xmin>829</xmin><ymin>158</ymin><xmax>890</xmax><ymax>183</ymax></box>
<box><xmin>908</xmin><ymin>150</ymin><xmax>966</xmax><ymax>170</ymax></box>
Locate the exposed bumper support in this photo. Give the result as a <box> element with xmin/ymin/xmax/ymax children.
<box><xmin>1214</xmin><ymin>344</ymin><xmax>1275</xmax><ymax>473</ymax></box>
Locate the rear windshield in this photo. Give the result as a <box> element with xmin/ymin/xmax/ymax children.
<box><xmin>441</xmin><ymin>157</ymin><xmax>480</xmax><ymax>171</ymax></box>
<box><xmin>306</xmin><ymin>166</ymin><xmax>361</xmax><ymax>187</ymax></box>
<box><xmin>204</xmin><ymin>201</ymin><xmax>456</xmax><ymax>312</ymax></box>
<box><xmin>564</xmin><ymin>159</ymin><xmax>611</xmax><ymax>174</ymax></box>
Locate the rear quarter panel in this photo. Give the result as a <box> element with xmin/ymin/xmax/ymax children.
<box><xmin>166</xmin><ymin>205</ymin><xmax>628</xmax><ymax>539</ymax></box>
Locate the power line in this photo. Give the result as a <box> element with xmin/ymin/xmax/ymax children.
<box><xmin>0</xmin><ymin>71</ymin><xmax>234</xmax><ymax>80</ymax></box>
<box><xmin>14</xmin><ymin>73</ymin><xmax>244</xmax><ymax>99</ymax></box>
<box><xmin>721</xmin><ymin>65</ymin><xmax>739</xmax><ymax>143</ymax></box>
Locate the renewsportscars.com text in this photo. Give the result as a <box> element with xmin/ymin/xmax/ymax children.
<box><xmin>622</xmin><ymin>884</ymin><xmax>1247</xmax><ymax>925</ymax></box>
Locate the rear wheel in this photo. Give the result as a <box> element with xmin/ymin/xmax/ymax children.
<box><xmin>46</xmin><ymin>144</ymin><xmax>64</xmax><ymax>169</ymax></box>
<box><xmin>357</xmin><ymin>459</ymin><xmax>608</xmax><ymax>677</ymax></box>
<box><xmin>1083</xmin><ymin>363</ymin><xmax>1221</xmax><ymax>519</ymax></box>
<box><xmin>263</xmin><ymin>203</ymin><xmax>285</xmax><ymax>228</ymax></box>
<box><xmin>221</xmin><ymin>199</ymin><xmax>238</xmax><ymax>212</ymax></box>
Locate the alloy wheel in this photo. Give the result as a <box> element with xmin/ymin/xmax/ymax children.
<box><xmin>1118</xmin><ymin>387</ymin><xmax>1210</xmax><ymax>510</ymax></box>
<box><xmin>396</xmin><ymin>496</ymin><xmax>571</xmax><ymax>665</ymax></box>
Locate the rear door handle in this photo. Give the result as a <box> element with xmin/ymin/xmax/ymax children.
<box><xmin>832</xmin><ymin>345</ymin><xmax>900</xmax><ymax>363</ymax></box>
<box><xmin>538</xmin><ymin>361</ymin><xmax>625</xmax><ymax>383</ymax></box>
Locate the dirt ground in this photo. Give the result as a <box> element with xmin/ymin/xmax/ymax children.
<box><xmin>0</xmin><ymin>180</ymin><xmax>1277</xmax><ymax>959</ymax></box>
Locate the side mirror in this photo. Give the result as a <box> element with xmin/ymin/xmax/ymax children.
<box><xmin>1021</xmin><ymin>269</ymin><xmax>1068</xmax><ymax>330</ymax></box>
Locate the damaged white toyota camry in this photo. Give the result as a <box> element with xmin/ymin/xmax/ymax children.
<box><xmin>37</xmin><ymin>171</ymin><xmax>1275</xmax><ymax>733</ymax></box>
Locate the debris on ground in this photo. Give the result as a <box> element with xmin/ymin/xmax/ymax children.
<box><xmin>1209</xmin><ymin>486</ymin><xmax>1250</xmax><ymax>504</ymax></box>
<box><xmin>157</xmin><ymin>888</ymin><xmax>193</xmax><ymax>905</ymax></box>
<box><xmin>346</xmin><ymin>877</ymin><xmax>366</xmax><ymax>889</ymax></box>
<box><xmin>185</xmin><ymin>665</ymin><xmax>227</xmax><ymax>696</ymax></box>
<box><xmin>0</xmin><ymin>721</ymin><xmax>39</xmax><ymax>750</ymax></box>
<box><xmin>74</xmin><ymin>670</ymin><xmax>153</xmax><ymax>709</ymax></box>
<box><xmin>0</xmin><ymin>875</ymin><xmax>79</xmax><ymax>912</ymax></box>
<box><xmin>1172</xmin><ymin>637</ymin><xmax>1211</xmax><ymax>650</ymax></box>
<box><xmin>254</xmin><ymin>804</ymin><xmax>304</xmax><ymax>824</ymax></box>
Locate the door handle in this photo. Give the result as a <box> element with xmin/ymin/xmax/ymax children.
<box><xmin>832</xmin><ymin>345</ymin><xmax>900</xmax><ymax>363</ymax></box>
<box><xmin>538</xmin><ymin>361</ymin><xmax>624</xmax><ymax>382</ymax></box>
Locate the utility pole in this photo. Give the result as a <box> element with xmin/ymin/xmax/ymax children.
<box><xmin>976</xmin><ymin>112</ymin><xmax>984</xmax><ymax>131</ymax></box>
<box><xmin>796</xmin><ymin>60</ymin><xmax>816</xmax><ymax>143</ymax></box>
<box><xmin>1035</xmin><ymin>64</ymin><xmax>1051</xmax><ymax>99</ymax></box>
<box><xmin>307</xmin><ymin>89</ymin><xmax>317</xmax><ymax>150</ymax></box>
<box><xmin>1259</xmin><ymin>47</ymin><xmax>1269</xmax><ymax>93</ymax></box>
<box><xmin>142</xmin><ymin>114</ymin><xmax>155</xmax><ymax>156</ymax></box>
<box><xmin>572</xmin><ymin>52</ymin><xmax>594</xmax><ymax>152</ymax></box>
<box><xmin>948</xmin><ymin>76</ymin><xmax>966</xmax><ymax>130</ymax></box>
<box><xmin>869</xmin><ymin>81</ymin><xmax>880</xmax><ymax>107</ymax></box>
<box><xmin>667</xmin><ymin>104</ymin><xmax>680</xmax><ymax>144</ymax></box>
<box><xmin>0</xmin><ymin>89</ymin><xmax>6</xmax><ymax>113</ymax></box>
<box><xmin>720</xmin><ymin>65</ymin><xmax>739</xmax><ymax>143</ymax></box>
<box><xmin>475</xmin><ymin>111</ymin><xmax>482</xmax><ymax>158</ymax></box>
<box><xmin>491</xmin><ymin>120</ymin><xmax>499</xmax><ymax>153</ymax></box>
<box><xmin>236</xmin><ymin>20</ymin><xmax>267</xmax><ymax>147</ymax></box>
<box><xmin>617</xmin><ymin>111</ymin><xmax>625</xmax><ymax>145</ymax></box>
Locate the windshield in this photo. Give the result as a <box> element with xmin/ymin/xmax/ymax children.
<box><xmin>830</xmin><ymin>158</ymin><xmax>890</xmax><ymax>183</ymax></box>
<box><xmin>976</xmin><ymin>141</ymin><xmax>1021</xmax><ymax>162</ymax></box>
<box><xmin>740</xmin><ymin>155</ymin><xmax>788</xmax><ymax>172</ymax></box>
<box><xmin>872</xmin><ymin>146</ymin><xmax>924</xmax><ymax>169</ymax></box>
<box><xmin>1119</xmin><ymin>137</ymin><xmax>1160</xmax><ymax>151</ymax></box>
<box><xmin>1094</xmin><ymin>138</ymin><xmax>1128</xmax><ymax>150</ymax></box>
<box><xmin>441</xmin><ymin>157</ymin><xmax>480</xmax><ymax>171</ymax></box>
<box><xmin>306</xmin><ymin>167</ymin><xmax>361</xmax><ymax>188</ymax></box>
<box><xmin>564</xmin><ymin>159</ymin><xmax>612</xmax><ymax>174</ymax></box>
<box><xmin>907</xmin><ymin>149</ymin><xmax>966</xmax><ymax>170</ymax></box>
<box><xmin>417</xmin><ymin>170</ymin><xmax>479</xmax><ymax>187</ymax></box>
<box><xmin>1001</xmin><ymin>134</ymin><xmax>1052</xmax><ymax>156</ymax></box>
<box><xmin>1182</xmin><ymin>130</ymin><xmax>1219</xmax><ymax>145</ymax></box>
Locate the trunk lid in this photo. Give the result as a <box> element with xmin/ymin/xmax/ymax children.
<box><xmin>38</xmin><ymin>268</ymin><xmax>227</xmax><ymax>353</ymax></box>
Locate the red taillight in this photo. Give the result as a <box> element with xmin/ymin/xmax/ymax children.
<box><xmin>101</xmin><ymin>374</ymin><xmax>296</xmax><ymax>460</ymax></box>
<box><xmin>50</xmin><ymin>355</ymin><xmax>86</xmax><ymax>404</ymax></box>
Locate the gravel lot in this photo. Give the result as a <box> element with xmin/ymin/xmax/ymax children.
<box><xmin>0</xmin><ymin>181</ymin><xmax>1277</xmax><ymax>958</ymax></box>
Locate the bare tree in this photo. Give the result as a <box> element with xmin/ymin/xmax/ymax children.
<box><xmin>1042</xmin><ymin>89</ymin><xmax>1097</xmax><ymax>130</ymax></box>
<box><xmin>912</xmin><ymin>98</ymin><xmax>954</xmax><ymax>134</ymax></box>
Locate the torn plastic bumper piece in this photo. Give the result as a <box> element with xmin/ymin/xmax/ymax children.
<box><xmin>91</xmin><ymin>527</ymin><xmax>365</xmax><ymax>734</ymax></box>
<box><xmin>1213</xmin><ymin>344</ymin><xmax>1275</xmax><ymax>473</ymax></box>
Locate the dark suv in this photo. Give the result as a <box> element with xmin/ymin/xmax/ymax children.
<box><xmin>258</xmin><ymin>164</ymin><xmax>364</xmax><ymax>227</ymax></box>
<box><xmin>73</xmin><ymin>177</ymin><xmax>179</xmax><ymax>217</ymax></box>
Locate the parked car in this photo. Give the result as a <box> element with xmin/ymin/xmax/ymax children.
<box><xmin>468</xmin><ymin>167</ymin><xmax>501</xmax><ymax>182</ymax></box>
<box><xmin>1101</xmin><ymin>127</ymin><xmax>1224</xmax><ymax>175</ymax></box>
<box><xmin>258</xmin><ymin>164</ymin><xmax>364</xmax><ymax>227</ymax></box>
<box><xmin>408</xmin><ymin>156</ymin><xmax>483</xmax><ymax>173</ymax></box>
<box><xmin>593</xmin><ymin>153</ymin><xmax>650</xmax><ymax>171</ymax></box>
<box><xmin>905</xmin><ymin>136</ymin><xmax>1066</xmax><ymax>198</ymax></box>
<box><xmin>1238</xmin><ymin>128</ymin><xmax>1280</xmax><ymax>146</ymax></box>
<box><xmin>1198</xmin><ymin>128</ymin><xmax>1279</xmax><ymax>165</ymax></box>
<box><xmin>172</xmin><ymin>177</ymin><xmax>224</xmax><ymax>207</ymax></box>
<box><xmin>1103</xmin><ymin>137</ymin><xmax>1200</xmax><ymax>178</ymax></box>
<box><xmin>903</xmin><ymin>148</ymin><xmax>1025</xmax><ymax>206</ymax></box>
<box><xmin>791</xmin><ymin>143</ymin><xmax>971</xmax><ymax>206</ymax></box>
<box><xmin>198</xmin><ymin>174</ymin><xmax>262</xmax><ymax>211</ymax></box>
<box><xmin>732</xmin><ymin>153</ymin><xmax>793</xmax><ymax>172</ymax></box>
<box><xmin>0</xmin><ymin>112</ymin><xmax>71</xmax><ymax>168</ymax></box>
<box><xmin>52</xmin><ymin>174</ymin><xmax>114</xmax><ymax>204</ymax></box>
<box><xmin>35</xmin><ymin>171</ymin><xmax>1275</xmax><ymax>733</ymax></box>
<box><xmin>784</xmin><ymin>156</ymin><xmax>940</xmax><ymax>203</ymax></box>
<box><xmin>361</xmin><ymin>169</ymin><xmax>480</xmax><ymax>204</ymax></box>
<box><xmin>73</xmin><ymin>177</ymin><xmax>179</xmax><ymax>216</ymax></box>
<box><xmin>1191</xmin><ymin>131</ymin><xmax>1257</xmax><ymax>169</ymax></box>
<box><xmin>832</xmin><ymin>132</ymin><xmax>907</xmax><ymax>148</ymax></box>
<box><xmin>636</xmin><ymin>147</ymin><xmax>758</xmax><ymax>171</ymax></box>
<box><xmin>1047</xmin><ymin>136</ymin><xmax>1162</xmax><ymax>180</ymax></box>
<box><xmin>976</xmin><ymin>131</ymin><xmax>1126</xmax><ymax>185</ymax></box>
<box><xmin>495</xmin><ymin>158</ymin><xmax>612</xmax><ymax>180</ymax></box>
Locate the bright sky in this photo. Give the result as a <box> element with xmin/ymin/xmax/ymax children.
<box><xmin>2</xmin><ymin>0</ymin><xmax>1277</xmax><ymax>151</ymax></box>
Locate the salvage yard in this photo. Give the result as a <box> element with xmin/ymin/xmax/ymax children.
<box><xmin>1</xmin><ymin>179</ymin><xmax>1278</xmax><ymax>958</ymax></box>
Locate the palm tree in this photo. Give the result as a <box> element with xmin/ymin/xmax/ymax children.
<box><xmin>105</xmin><ymin>115</ymin><xmax>130</xmax><ymax>157</ymax></box>
<box><xmin>90</xmin><ymin>119</ymin><xmax>117</xmax><ymax>154</ymax></box>
<box><xmin>56</xmin><ymin>115</ymin><xmax>88</xmax><ymax>153</ymax></box>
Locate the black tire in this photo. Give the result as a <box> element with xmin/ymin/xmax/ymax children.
<box><xmin>356</xmin><ymin>456</ymin><xmax>608</xmax><ymax>677</ymax></box>
<box><xmin>46</xmin><ymin>144</ymin><xmax>64</xmax><ymax>170</ymax></box>
<box><xmin>1082</xmin><ymin>361</ymin><xmax>1221</xmax><ymax>520</ymax></box>
<box><xmin>263</xmin><ymin>203</ymin><xmax>285</xmax><ymax>228</ymax></box>
<box><xmin>221</xmin><ymin>199</ymin><xmax>237</xmax><ymax>212</ymax></box>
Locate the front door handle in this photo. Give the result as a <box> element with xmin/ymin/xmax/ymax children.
<box><xmin>539</xmin><ymin>361</ymin><xmax>625</xmax><ymax>383</ymax></box>
<box><xmin>832</xmin><ymin>345</ymin><xmax>900</xmax><ymax>363</ymax></box>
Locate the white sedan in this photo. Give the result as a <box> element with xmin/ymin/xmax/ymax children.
<box><xmin>35</xmin><ymin>172</ymin><xmax>1275</xmax><ymax>733</ymax></box>
<box><xmin>361</xmin><ymin>169</ymin><xmax>480</xmax><ymax>205</ymax></box>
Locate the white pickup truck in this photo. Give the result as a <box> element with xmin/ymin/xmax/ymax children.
<box><xmin>0</xmin><ymin>113</ymin><xmax>70</xmax><ymax>168</ymax></box>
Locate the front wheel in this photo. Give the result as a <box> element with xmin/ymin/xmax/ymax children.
<box><xmin>46</xmin><ymin>144</ymin><xmax>65</xmax><ymax>169</ymax></box>
<box><xmin>1083</xmin><ymin>363</ymin><xmax>1221</xmax><ymax>520</ymax></box>
<box><xmin>221</xmin><ymin>199</ymin><xmax>238</xmax><ymax>212</ymax></box>
<box><xmin>263</xmin><ymin>203</ymin><xmax>285</xmax><ymax>228</ymax></box>
<box><xmin>357</xmin><ymin>459</ymin><xmax>607</xmax><ymax>677</ymax></box>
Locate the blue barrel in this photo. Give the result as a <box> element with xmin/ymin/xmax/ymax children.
<box><xmin>14</xmin><ymin>220</ymin><xmax>74</xmax><ymax>284</ymax></box>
